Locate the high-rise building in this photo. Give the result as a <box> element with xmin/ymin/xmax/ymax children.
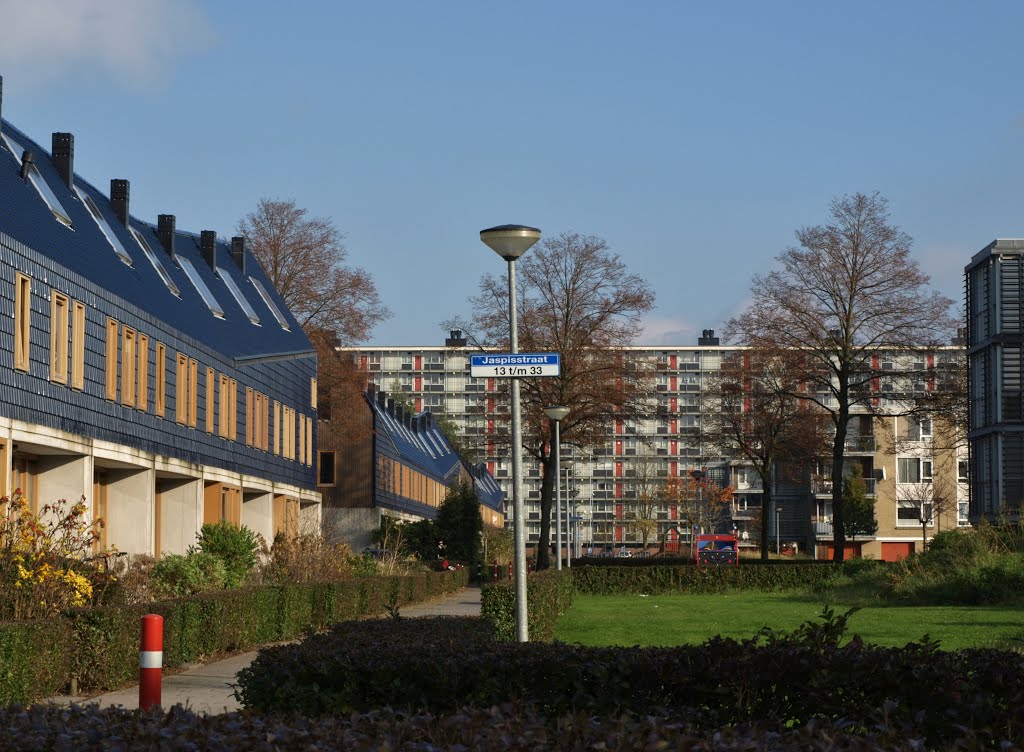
<box><xmin>966</xmin><ymin>238</ymin><xmax>1024</xmax><ymax>520</ymax></box>
<box><xmin>344</xmin><ymin>330</ymin><xmax>968</xmax><ymax>560</ymax></box>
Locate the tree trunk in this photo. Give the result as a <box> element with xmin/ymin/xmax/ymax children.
<box><xmin>760</xmin><ymin>480</ymin><xmax>771</xmax><ymax>562</ymax></box>
<box><xmin>535</xmin><ymin>450</ymin><xmax>556</xmax><ymax>570</ymax></box>
<box><xmin>831</xmin><ymin>374</ymin><xmax>850</xmax><ymax>562</ymax></box>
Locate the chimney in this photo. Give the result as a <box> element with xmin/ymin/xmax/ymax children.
<box><xmin>200</xmin><ymin>230</ymin><xmax>217</xmax><ymax>269</ymax></box>
<box><xmin>110</xmin><ymin>180</ymin><xmax>130</xmax><ymax>226</ymax></box>
<box><xmin>386</xmin><ymin>398</ymin><xmax>395</xmax><ymax>416</ymax></box>
<box><xmin>445</xmin><ymin>329</ymin><xmax>467</xmax><ymax>347</ymax></box>
<box><xmin>698</xmin><ymin>329</ymin><xmax>720</xmax><ymax>346</ymax></box>
<box><xmin>51</xmin><ymin>132</ymin><xmax>74</xmax><ymax>189</ymax></box>
<box><xmin>231</xmin><ymin>236</ymin><xmax>246</xmax><ymax>274</ymax></box>
<box><xmin>20</xmin><ymin>150</ymin><xmax>34</xmax><ymax>181</ymax></box>
<box><xmin>157</xmin><ymin>214</ymin><xmax>176</xmax><ymax>258</ymax></box>
<box><xmin>378</xmin><ymin>390</ymin><xmax>387</xmax><ymax>408</ymax></box>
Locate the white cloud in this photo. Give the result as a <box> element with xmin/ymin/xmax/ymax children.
<box><xmin>637</xmin><ymin>315</ymin><xmax>698</xmax><ymax>347</ymax></box>
<box><xmin>0</xmin><ymin>0</ymin><xmax>214</xmax><ymax>91</ymax></box>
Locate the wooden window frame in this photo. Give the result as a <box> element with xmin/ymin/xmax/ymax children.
<box><xmin>273</xmin><ymin>400</ymin><xmax>281</xmax><ymax>455</ymax></box>
<box><xmin>71</xmin><ymin>301</ymin><xmax>85</xmax><ymax>390</ymax></box>
<box><xmin>218</xmin><ymin>374</ymin><xmax>230</xmax><ymax>437</ymax></box>
<box><xmin>105</xmin><ymin>318</ymin><xmax>118</xmax><ymax>400</ymax></box>
<box><xmin>229</xmin><ymin>379</ymin><xmax>238</xmax><ymax>440</ymax></box>
<box><xmin>14</xmin><ymin>273</ymin><xmax>30</xmax><ymax>372</ymax></box>
<box><xmin>155</xmin><ymin>342</ymin><xmax>166</xmax><ymax>417</ymax></box>
<box><xmin>305</xmin><ymin>415</ymin><xmax>313</xmax><ymax>466</ymax></box>
<box><xmin>311</xmin><ymin>377</ymin><xmax>317</xmax><ymax>408</ymax></box>
<box><xmin>121</xmin><ymin>326</ymin><xmax>136</xmax><ymax>407</ymax></box>
<box><xmin>49</xmin><ymin>291</ymin><xmax>69</xmax><ymax>384</ymax></box>
<box><xmin>188</xmin><ymin>358</ymin><xmax>198</xmax><ymax>427</ymax></box>
<box><xmin>175</xmin><ymin>353</ymin><xmax>188</xmax><ymax>424</ymax></box>
<box><xmin>245</xmin><ymin>387</ymin><xmax>254</xmax><ymax>446</ymax></box>
<box><xmin>206</xmin><ymin>367</ymin><xmax>215</xmax><ymax>433</ymax></box>
<box><xmin>137</xmin><ymin>333</ymin><xmax>149</xmax><ymax>411</ymax></box>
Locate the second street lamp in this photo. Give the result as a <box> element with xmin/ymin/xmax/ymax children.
<box><xmin>544</xmin><ymin>405</ymin><xmax>569</xmax><ymax>570</ymax></box>
<box><xmin>480</xmin><ymin>224</ymin><xmax>541</xmax><ymax>643</ymax></box>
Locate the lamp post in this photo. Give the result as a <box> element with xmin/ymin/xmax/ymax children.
<box><xmin>544</xmin><ymin>404</ymin><xmax>570</xmax><ymax>571</ymax></box>
<box><xmin>480</xmin><ymin>224</ymin><xmax>541</xmax><ymax>643</ymax></box>
<box><xmin>775</xmin><ymin>504</ymin><xmax>783</xmax><ymax>555</ymax></box>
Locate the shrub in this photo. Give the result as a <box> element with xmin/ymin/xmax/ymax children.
<box><xmin>482</xmin><ymin>569</ymin><xmax>573</xmax><ymax>641</ymax></box>
<box><xmin>265</xmin><ymin>534</ymin><xmax>355</xmax><ymax>584</ymax></box>
<box><xmin>192</xmin><ymin>521</ymin><xmax>261</xmax><ymax>588</ymax></box>
<box><xmin>0</xmin><ymin>491</ymin><xmax>108</xmax><ymax>620</ymax></box>
<box><xmin>149</xmin><ymin>553</ymin><xmax>226</xmax><ymax>599</ymax></box>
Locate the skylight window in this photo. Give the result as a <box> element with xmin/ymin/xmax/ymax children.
<box><xmin>74</xmin><ymin>186</ymin><xmax>132</xmax><ymax>266</ymax></box>
<box><xmin>216</xmin><ymin>266</ymin><xmax>260</xmax><ymax>325</ymax></box>
<box><xmin>249</xmin><ymin>277</ymin><xmax>291</xmax><ymax>331</ymax></box>
<box><xmin>176</xmin><ymin>256</ymin><xmax>225</xmax><ymax>318</ymax></box>
<box><xmin>2</xmin><ymin>132</ymin><xmax>73</xmax><ymax>228</ymax></box>
<box><xmin>130</xmin><ymin>227</ymin><xmax>181</xmax><ymax>297</ymax></box>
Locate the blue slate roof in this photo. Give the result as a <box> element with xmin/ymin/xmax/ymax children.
<box><xmin>0</xmin><ymin>121</ymin><xmax>310</xmax><ymax>361</ymax></box>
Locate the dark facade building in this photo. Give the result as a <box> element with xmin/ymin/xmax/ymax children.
<box><xmin>966</xmin><ymin>238</ymin><xmax>1024</xmax><ymax>520</ymax></box>
<box><xmin>0</xmin><ymin>77</ymin><xmax>319</xmax><ymax>555</ymax></box>
<box><xmin>319</xmin><ymin>387</ymin><xmax>504</xmax><ymax>551</ymax></box>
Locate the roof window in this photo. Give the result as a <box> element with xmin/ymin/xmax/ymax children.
<box><xmin>217</xmin><ymin>266</ymin><xmax>260</xmax><ymax>325</ymax></box>
<box><xmin>130</xmin><ymin>226</ymin><xmax>181</xmax><ymax>297</ymax></box>
<box><xmin>177</xmin><ymin>255</ymin><xmax>225</xmax><ymax>319</ymax></box>
<box><xmin>74</xmin><ymin>186</ymin><xmax>133</xmax><ymax>266</ymax></box>
<box><xmin>3</xmin><ymin>132</ymin><xmax>73</xmax><ymax>228</ymax></box>
<box><xmin>249</xmin><ymin>277</ymin><xmax>291</xmax><ymax>331</ymax></box>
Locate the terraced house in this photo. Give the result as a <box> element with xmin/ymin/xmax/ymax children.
<box><xmin>0</xmin><ymin>78</ymin><xmax>319</xmax><ymax>556</ymax></box>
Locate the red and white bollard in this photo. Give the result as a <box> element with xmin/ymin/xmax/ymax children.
<box><xmin>139</xmin><ymin>614</ymin><xmax>163</xmax><ymax>710</ymax></box>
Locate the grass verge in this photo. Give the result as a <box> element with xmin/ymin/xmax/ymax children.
<box><xmin>555</xmin><ymin>592</ymin><xmax>1024</xmax><ymax>651</ymax></box>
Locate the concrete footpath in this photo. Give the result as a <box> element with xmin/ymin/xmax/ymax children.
<box><xmin>46</xmin><ymin>586</ymin><xmax>482</xmax><ymax>715</ymax></box>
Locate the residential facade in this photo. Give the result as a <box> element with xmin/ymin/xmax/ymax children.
<box><xmin>318</xmin><ymin>387</ymin><xmax>504</xmax><ymax>551</ymax></box>
<box><xmin>347</xmin><ymin>331</ymin><xmax>968</xmax><ymax>561</ymax></box>
<box><xmin>966</xmin><ymin>239</ymin><xmax>1024</xmax><ymax>521</ymax></box>
<box><xmin>0</xmin><ymin>83</ymin><xmax>319</xmax><ymax>556</ymax></box>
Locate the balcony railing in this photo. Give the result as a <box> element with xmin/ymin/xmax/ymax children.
<box><xmin>812</xmin><ymin>477</ymin><xmax>876</xmax><ymax>495</ymax></box>
<box><xmin>843</xmin><ymin>435</ymin><xmax>877</xmax><ymax>452</ymax></box>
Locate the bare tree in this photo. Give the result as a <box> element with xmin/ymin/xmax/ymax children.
<box><xmin>727</xmin><ymin>193</ymin><xmax>955</xmax><ymax>561</ymax></box>
<box><xmin>628</xmin><ymin>447</ymin><xmax>664</xmax><ymax>554</ymax></box>
<box><xmin>238</xmin><ymin>198</ymin><xmax>390</xmax><ymax>433</ymax></box>
<box><xmin>703</xmin><ymin>347</ymin><xmax>829</xmax><ymax>560</ymax></box>
<box><xmin>451</xmin><ymin>232</ymin><xmax>656</xmax><ymax>569</ymax></box>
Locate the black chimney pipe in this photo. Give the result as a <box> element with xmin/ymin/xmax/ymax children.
<box><xmin>110</xmin><ymin>180</ymin><xmax>130</xmax><ymax>226</ymax></box>
<box><xmin>157</xmin><ymin>214</ymin><xmax>176</xmax><ymax>258</ymax></box>
<box><xmin>231</xmin><ymin>236</ymin><xmax>246</xmax><ymax>274</ymax></box>
<box><xmin>20</xmin><ymin>150</ymin><xmax>34</xmax><ymax>181</ymax></box>
<box><xmin>200</xmin><ymin>230</ymin><xmax>217</xmax><ymax>269</ymax></box>
<box><xmin>51</xmin><ymin>132</ymin><xmax>74</xmax><ymax>189</ymax></box>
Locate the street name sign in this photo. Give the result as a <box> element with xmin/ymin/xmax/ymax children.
<box><xmin>470</xmin><ymin>352</ymin><xmax>560</xmax><ymax>378</ymax></box>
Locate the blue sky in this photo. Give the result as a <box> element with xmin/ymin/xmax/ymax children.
<box><xmin>1</xmin><ymin>1</ymin><xmax>1021</xmax><ymax>346</ymax></box>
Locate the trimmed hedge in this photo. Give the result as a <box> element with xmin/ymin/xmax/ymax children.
<box><xmin>0</xmin><ymin>568</ymin><xmax>466</xmax><ymax>704</ymax></box>
<box><xmin>569</xmin><ymin>562</ymin><xmax>842</xmax><ymax>594</ymax></box>
<box><xmin>235</xmin><ymin>614</ymin><xmax>1024</xmax><ymax>749</ymax></box>
<box><xmin>481</xmin><ymin>568</ymin><xmax>573</xmax><ymax>641</ymax></box>
<box><xmin>1</xmin><ymin>701</ymin><xmax>1013</xmax><ymax>751</ymax></box>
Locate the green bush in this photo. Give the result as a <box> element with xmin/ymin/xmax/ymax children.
<box><xmin>193</xmin><ymin>521</ymin><xmax>261</xmax><ymax>588</ymax></box>
<box><xmin>234</xmin><ymin>610</ymin><xmax>1024</xmax><ymax>749</ymax></box>
<box><xmin>149</xmin><ymin>552</ymin><xmax>227</xmax><ymax>598</ymax></box>
<box><xmin>569</xmin><ymin>562</ymin><xmax>841</xmax><ymax>595</ymax></box>
<box><xmin>0</xmin><ymin>619</ymin><xmax>74</xmax><ymax>702</ymax></box>
<box><xmin>482</xmin><ymin>569</ymin><xmax>573</xmax><ymax>641</ymax></box>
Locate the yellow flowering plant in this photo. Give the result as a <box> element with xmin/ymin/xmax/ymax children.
<box><xmin>0</xmin><ymin>490</ymin><xmax>110</xmax><ymax>620</ymax></box>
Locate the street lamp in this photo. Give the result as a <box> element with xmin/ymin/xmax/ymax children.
<box><xmin>775</xmin><ymin>504</ymin><xmax>783</xmax><ymax>555</ymax></box>
<box><xmin>544</xmin><ymin>404</ymin><xmax>570</xmax><ymax>571</ymax></box>
<box><xmin>481</xmin><ymin>224</ymin><xmax>541</xmax><ymax>644</ymax></box>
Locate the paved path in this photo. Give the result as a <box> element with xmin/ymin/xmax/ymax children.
<box><xmin>45</xmin><ymin>586</ymin><xmax>482</xmax><ymax>715</ymax></box>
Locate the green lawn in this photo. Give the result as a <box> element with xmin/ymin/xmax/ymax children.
<box><xmin>555</xmin><ymin>593</ymin><xmax>1024</xmax><ymax>651</ymax></box>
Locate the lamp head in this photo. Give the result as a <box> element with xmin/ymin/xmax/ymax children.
<box><xmin>480</xmin><ymin>224</ymin><xmax>541</xmax><ymax>261</ymax></box>
<box><xmin>544</xmin><ymin>404</ymin><xmax>570</xmax><ymax>422</ymax></box>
